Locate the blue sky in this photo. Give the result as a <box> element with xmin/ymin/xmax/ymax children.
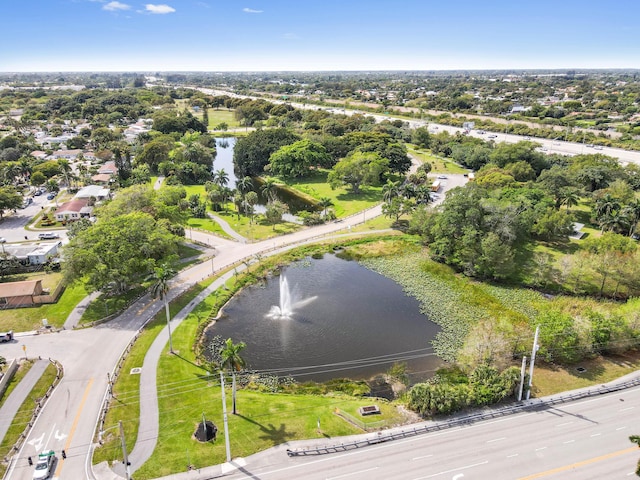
<box><xmin>1</xmin><ymin>0</ymin><xmax>638</xmax><ymax>72</ymax></box>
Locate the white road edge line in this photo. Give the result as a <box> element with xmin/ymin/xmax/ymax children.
<box><xmin>619</xmin><ymin>407</ymin><xmax>635</xmax><ymax>412</ymax></box>
<box><xmin>616</xmin><ymin>427</ymin><xmax>627</xmax><ymax>431</ymax></box>
<box><xmin>563</xmin><ymin>440</ymin><xmax>575</xmax><ymax>444</ymax></box>
<box><xmin>507</xmin><ymin>454</ymin><xmax>518</xmax><ymax>458</ymax></box>
<box><xmin>326</xmin><ymin>466</ymin><xmax>379</xmax><ymax>480</ymax></box>
<box><xmin>591</xmin><ymin>433</ymin><xmax>601</xmax><ymax>437</ymax></box>
<box><xmin>535</xmin><ymin>447</ymin><xmax>547</xmax><ymax>451</ymax></box>
<box><xmin>413</xmin><ymin>460</ymin><xmax>489</xmax><ymax>479</ymax></box>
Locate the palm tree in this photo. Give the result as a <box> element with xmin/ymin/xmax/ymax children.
<box><xmin>261</xmin><ymin>178</ymin><xmax>278</xmax><ymax>202</ymax></box>
<box><xmin>318</xmin><ymin>197</ymin><xmax>333</xmax><ymax>217</ymax></box>
<box><xmin>220</xmin><ymin>338</ymin><xmax>246</xmax><ymax>415</ymax></box>
<box><xmin>623</xmin><ymin>199</ymin><xmax>640</xmax><ymax>237</ymax></box>
<box><xmin>147</xmin><ymin>264</ymin><xmax>176</xmax><ymax>354</ymax></box>
<box><xmin>382</xmin><ymin>179</ymin><xmax>400</xmax><ymax>204</ymax></box>
<box><xmin>560</xmin><ymin>188</ymin><xmax>580</xmax><ymax>212</ymax></box>
<box><xmin>213</xmin><ymin>169</ymin><xmax>229</xmax><ymax>188</ymax></box>
<box><xmin>236</xmin><ymin>176</ymin><xmax>254</xmax><ymax>195</ymax></box>
<box><xmin>58</xmin><ymin>159</ymin><xmax>72</xmax><ymax>188</ymax></box>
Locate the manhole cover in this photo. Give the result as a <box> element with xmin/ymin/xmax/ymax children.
<box><xmin>576</xmin><ymin>367</ymin><xmax>587</xmax><ymax>373</ymax></box>
<box><xmin>130</xmin><ymin>367</ymin><xmax>142</xmax><ymax>374</ymax></box>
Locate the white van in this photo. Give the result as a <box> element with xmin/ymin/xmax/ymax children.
<box><xmin>38</xmin><ymin>232</ymin><xmax>59</xmax><ymax>240</ymax></box>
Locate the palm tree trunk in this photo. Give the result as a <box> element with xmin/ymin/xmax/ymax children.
<box><xmin>165</xmin><ymin>297</ymin><xmax>173</xmax><ymax>353</ymax></box>
<box><xmin>231</xmin><ymin>370</ymin><xmax>237</xmax><ymax>414</ymax></box>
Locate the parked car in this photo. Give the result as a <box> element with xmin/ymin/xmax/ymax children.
<box><xmin>0</xmin><ymin>331</ymin><xmax>13</xmax><ymax>342</ymax></box>
<box><xmin>34</xmin><ymin>190</ymin><xmax>42</xmax><ymax>196</ymax></box>
<box><xmin>32</xmin><ymin>451</ymin><xmax>55</xmax><ymax>480</ymax></box>
<box><xmin>38</xmin><ymin>232</ymin><xmax>59</xmax><ymax>240</ymax></box>
<box><xmin>47</xmin><ymin>193</ymin><xmax>56</xmax><ymax>200</ymax></box>
<box><xmin>488</xmin><ymin>134</ymin><xmax>498</xmax><ymax>139</ymax></box>
<box><xmin>437</xmin><ymin>175</ymin><xmax>448</xmax><ymax>179</ymax></box>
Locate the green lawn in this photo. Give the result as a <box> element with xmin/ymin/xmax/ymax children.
<box><xmin>406</xmin><ymin>145</ymin><xmax>469</xmax><ymax>174</ymax></box>
<box><xmin>79</xmin><ymin>287</ymin><xmax>145</xmax><ymax>325</ymax></box>
<box><xmin>206</xmin><ymin>109</ymin><xmax>241</xmax><ymax>129</ymax></box>
<box><xmin>0</xmin><ymin>362</ymin><xmax>57</xmax><ymax>479</ymax></box>
<box><xmin>0</xmin><ymin>281</ymin><xmax>87</xmax><ymax>332</ymax></box>
<box><xmin>280</xmin><ymin>170</ymin><xmax>384</xmax><ymax>218</ymax></box>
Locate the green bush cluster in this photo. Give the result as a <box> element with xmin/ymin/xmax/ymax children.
<box><xmin>409</xmin><ymin>364</ymin><xmax>520</xmax><ymax>416</ymax></box>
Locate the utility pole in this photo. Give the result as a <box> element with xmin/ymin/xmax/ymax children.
<box><xmin>517</xmin><ymin>356</ymin><xmax>527</xmax><ymax>401</ymax></box>
<box><xmin>526</xmin><ymin>326</ymin><xmax>540</xmax><ymax>400</ymax></box>
<box><xmin>119</xmin><ymin>420</ymin><xmax>131</xmax><ymax>480</ymax></box>
<box><xmin>220</xmin><ymin>371</ymin><xmax>232</xmax><ymax>462</ymax></box>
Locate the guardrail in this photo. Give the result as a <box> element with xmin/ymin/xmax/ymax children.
<box><xmin>286</xmin><ymin>375</ymin><xmax>640</xmax><ymax>457</ymax></box>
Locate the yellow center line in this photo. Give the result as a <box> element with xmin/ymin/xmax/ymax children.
<box><xmin>54</xmin><ymin>377</ymin><xmax>94</xmax><ymax>476</ymax></box>
<box><xmin>517</xmin><ymin>446</ymin><xmax>639</xmax><ymax>479</ymax></box>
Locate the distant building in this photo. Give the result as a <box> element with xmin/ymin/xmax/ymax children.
<box><xmin>75</xmin><ymin>185</ymin><xmax>110</xmax><ymax>201</ymax></box>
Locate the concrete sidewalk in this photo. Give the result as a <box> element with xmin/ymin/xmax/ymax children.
<box><xmin>0</xmin><ymin>359</ymin><xmax>49</xmax><ymax>444</ymax></box>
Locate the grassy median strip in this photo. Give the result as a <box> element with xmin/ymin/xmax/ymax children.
<box><xmin>0</xmin><ymin>362</ymin><xmax>57</xmax><ymax>478</ymax></box>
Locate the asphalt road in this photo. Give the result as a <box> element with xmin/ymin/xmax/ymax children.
<box><xmin>220</xmin><ymin>386</ymin><xmax>640</xmax><ymax>480</ymax></box>
<box><xmin>0</xmin><ymin>193</ymin><xmax>68</xmax><ymax>244</ymax></box>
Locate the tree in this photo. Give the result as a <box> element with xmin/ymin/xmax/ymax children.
<box><xmin>244</xmin><ymin>191</ymin><xmax>258</xmax><ymax>223</ymax></box>
<box><xmin>236</xmin><ymin>176</ymin><xmax>254</xmax><ymax>195</ymax></box>
<box><xmin>0</xmin><ymin>187</ymin><xmax>22</xmax><ymax>218</ymax></box>
<box><xmin>63</xmin><ymin>211</ymin><xmax>177</xmax><ymax>294</ymax></box>
<box><xmin>212</xmin><ymin>169</ymin><xmax>229</xmax><ymax>188</ymax></box>
<box><xmin>30</xmin><ymin>171</ymin><xmax>46</xmax><ymax>187</ymax></box>
<box><xmin>267</xmin><ymin>140</ymin><xmax>331</xmax><ymax>178</ymax></box>
<box><xmin>147</xmin><ymin>263</ymin><xmax>176</xmax><ymax>354</ymax></box>
<box><xmin>233</xmin><ymin>128</ymin><xmax>300</xmax><ymax>177</ymax></box>
<box><xmin>220</xmin><ymin>338</ymin><xmax>246</xmax><ymax>415</ymax></box>
<box><xmin>382</xmin><ymin>196</ymin><xmax>415</xmax><ymax>223</ymax></box>
<box><xmin>584</xmin><ymin>233</ymin><xmax>637</xmax><ymax>297</ymax></box>
<box><xmin>327</xmin><ymin>151</ymin><xmax>389</xmax><ymax>194</ymax></box>
<box><xmin>136</xmin><ymin>136</ymin><xmax>174</xmax><ymax>172</ymax></box>
<box><xmin>265</xmin><ymin>199</ymin><xmax>288</xmax><ymax>230</ymax></box>
<box><xmin>318</xmin><ymin>197</ymin><xmax>333</xmax><ymax>217</ymax></box>
<box><xmin>260</xmin><ymin>178</ymin><xmax>278</xmax><ymax>202</ymax></box>
<box><xmin>411</xmin><ymin>127</ymin><xmax>431</xmax><ymax>149</ymax></box>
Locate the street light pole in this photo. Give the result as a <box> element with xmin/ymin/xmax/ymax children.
<box><xmin>526</xmin><ymin>326</ymin><xmax>540</xmax><ymax>400</ymax></box>
<box><xmin>219</xmin><ymin>371</ymin><xmax>232</xmax><ymax>462</ymax></box>
<box><xmin>119</xmin><ymin>420</ymin><xmax>131</xmax><ymax>480</ymax></box>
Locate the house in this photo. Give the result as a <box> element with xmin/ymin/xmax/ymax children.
<box><xmin>30</xmin><ymin>150</ymin><xmax>48</xmax><ymax>160</ymax></box>
<box><xmin>75</xmin><ymin>185</ymin><xmax>110</xmax><ymax>201</ymax></box>
<box><xmin>3</xmin><ymin>242</ymin><xmax>60</xmax><ymax>266</ymax></box>
<box><xmin>51</xmin><ymin>149</ymin><xmax>83</xmax><ymax>160</ymax></box>
<box><xmin>28</xmin><ymin>242</ymin><xmax>61</xmax><ymax>265</ymax></box>
<box><xmin>0</xmin><ymin>280</ymin><xmax>44</xmax><ymax>307</ymax></box>
<box><xmin>55</xmin><ymin>198</ymin><xmax>93</xmax><ymax>221</ymax></box>
<box><xmin>91</xmin><ymin>161</ymin><xmax>117</xmax><ymax>183</ymax></box>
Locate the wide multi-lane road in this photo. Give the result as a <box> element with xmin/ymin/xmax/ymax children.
<box><xmin>223</xmin><ymin>386</ymin><xmax>640</xmax><ymax>480</ymax></box>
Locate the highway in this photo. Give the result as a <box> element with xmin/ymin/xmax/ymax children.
<box><xmin>193</xmin><ymin>87</ymin><xmax>640</xmax><ymax>167</ymax></box>
<box><xmin>222</xmin><ymin>386</ymin><xmax>640</xmax><ymax>480</ymax></box>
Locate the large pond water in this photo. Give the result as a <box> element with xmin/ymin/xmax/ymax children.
<box><xmin>205</xmin><ymin>254</ymin><xmax>442</xmax><ymax>383</ymax></box>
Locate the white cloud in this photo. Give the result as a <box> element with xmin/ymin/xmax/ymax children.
<box><xmin>243</xmin><ymin>7</ymin><xmax>263</xmax><ymax>13</ymax></box>
<box><xmin>282</xmin><ymin>33</ymin><xmax>299</xmax><ymax>40</ymax></box>
<box><xmin>145</xmin><ymin>4</ymin><xmax>176</xmax><ymax>14</ymax></box>
<box><xmin>103</xmin><ymin>1</ymin><xmax>131</xmax><ymax>11</ymax></box>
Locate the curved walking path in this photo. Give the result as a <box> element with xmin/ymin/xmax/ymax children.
<box><xmin>64</xmin><ymin>291</ymin><xmax>101</xmax><ymax>330</ymax></box>
<box><xmin>205</xmin><ymin>212</ymin><xmax>248</xmax><ymax>243</ymax></box>
<box><xmin>0</xmin><ymin>359</ymin><xmax>49</xmax><ymax>445</ymax></box>
<box><xmin>96</xmin><ymin>203</ymin><xmax>386</xmax><ymax>478</ymax></box>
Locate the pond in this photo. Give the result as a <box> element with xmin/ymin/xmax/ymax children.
<box><xmin>205</xmin><ymin>254</ymin><xmax>442</xmax><ymax>384</ymax></box>
<box><xmin>213</xmin><ymin>137</ymin><xmax>319</xmax><ymax>218</ymax></box>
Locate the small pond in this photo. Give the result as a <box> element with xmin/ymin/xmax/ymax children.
<box><xmin>205</xmin><ymin>254</ymin><xmax>442</xmax><ymax>383</ymax></box>
<box><xmin>213</xmin><ymin>138</ymin><xmax>318</xmax><ymax>218</ymax></box>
